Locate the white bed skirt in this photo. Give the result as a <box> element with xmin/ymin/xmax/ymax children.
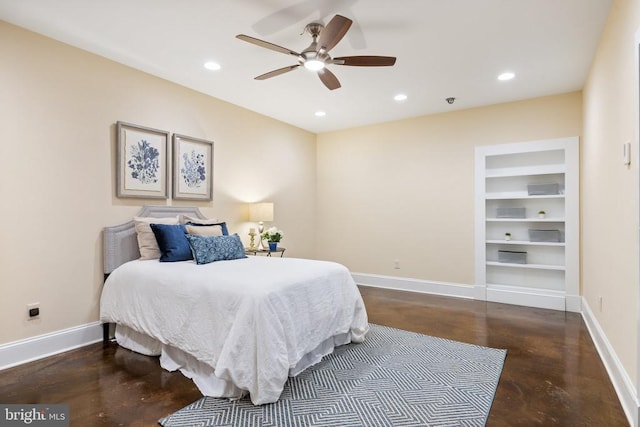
<box><xmin>115</xmin><ymin>324</ymin><xmax>353</xmax><ymax>400</ymax></box>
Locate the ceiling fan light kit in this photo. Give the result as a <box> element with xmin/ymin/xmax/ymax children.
<box><xmin>304</xmin><ymin>59</ymin><xmax>326</xmax><ymax>71</ymax></box>
<box><xmin>236</xmin><ymin>14</ymin><xmax>396</xmax><ymax>90</ymax></box>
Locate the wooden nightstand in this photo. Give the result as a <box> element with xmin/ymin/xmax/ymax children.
<box><xmin>245</xmin><ymin>247</ymin><xmax>286</xmax><ymax>257</ymax></box>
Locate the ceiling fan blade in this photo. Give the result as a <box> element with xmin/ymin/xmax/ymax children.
<box><xmin>255</xmin><ymin>65</ymin><xmax>301</xmax><ymax>80</ymax></box>
<box><xmin>318</xmin><ymin>68</ymin><xmax>341</xmax><ymax>90</ymax></box>
<box><xmin>317</xmin><ymin>14</ymin><xmax>352</xmax><ymax>52</ymax></box>
<box><xmin>236</xmin><ymin>34</ymin><xmax>301</xmax><ymax>58</ymax></box>
<box><xmin>333</xmin><ymin>56</ymin><xmax>397</xmax><ymax>66</ymax></box>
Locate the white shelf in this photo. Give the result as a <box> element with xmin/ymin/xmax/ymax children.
<box><xmin>486</xmin><ymin>217</ymin><xmax>564</xmax><ymax>222</ymax></box>
<box><xmin>485</xmin><ymin>192</ymin><xmax>565</xmax><ymax>200</ymax></box>
<box><xmin>486</xmin><ymin>261</ymin><xmax>566</xmax><ymax>271</ymax></box>
<box><xmin>486</xmin><ymin>240</ymin><xmax>565</xmax><ymax>247</ymax></box>
<box><xmin>485</xmin><ymin>164</ymin><xmax>565</xmax><ymax>178</ymax></box>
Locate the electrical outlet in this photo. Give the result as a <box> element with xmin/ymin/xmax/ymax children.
<box><xmin>393</xmin><ymin>259</ymin><xmax>400</xmax><ymax>269</ymax></box>
<box><xmin>27</xmin><ymin>303</ymin><xmax>40</xmax><ymax>320</ymax></box>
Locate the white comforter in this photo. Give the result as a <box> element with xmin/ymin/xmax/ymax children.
<box><xmin>100</xmin><ymin>256</ymin><xmax>368</xmax><ymax>404</ymax></box>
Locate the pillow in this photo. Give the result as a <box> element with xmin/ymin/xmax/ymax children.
<box><xmin>185</xmin><ymin>233</ymin><xmax>247</xmax><ymax>265</ymax></box>
<box><xmin>184</xmin><ymin>234</ymin><xmax>217</xmax><ymax>265</ymax></box>
<box><xmin>183</xmin><ymin>215</ymin><xmax>217</xmax><ymax>225</ymax></box>
<box><xmin>211</xmin><ymin>234</ymin><xmax>247</xmax><ymax>261</ymax></box>
<box><xmin>150</xmin><ymin>223</ymin><xmax>192</xmax><ymax>262</ymax></box>
<box><xmin>186</xmin><ymin>220</ymin><xmax>229</xmax><ymax>236</ymax></box>
<box><xmin>185</xmin><ymin>224</ymin><xmax>223</xmax><ymax>237</ymax></box>
<box><xmin>133</xmin><ymin>216</ymin><xmax>180</xmax><ymax>260</ymax></box>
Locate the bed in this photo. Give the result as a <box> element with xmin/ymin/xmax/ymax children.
<box><xmin>100</xmin><ymin>206</ymin><xmax>368</xmax><ymax>405</ymax></box>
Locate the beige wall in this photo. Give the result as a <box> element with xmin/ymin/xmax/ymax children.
<box><xmin>0</xmin><ymin>21</ymin><xmax>316</xmax><ymax>344</ymax></box>
<box><xmin>582</xmin><ymin>0</ymin><xmax>640</xmax><ymax>389</ymax></box>
<box><xmin>316</xmin><ymin>92</ymin><xmax>582</xmax><ymax>285</ymax></box>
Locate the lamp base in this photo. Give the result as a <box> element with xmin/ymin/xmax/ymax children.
<box><xmin>257</xmin><ymin>222</ymin><xmax>266</xmax><ymax>250</ymax></box>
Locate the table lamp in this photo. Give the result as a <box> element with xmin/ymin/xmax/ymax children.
<box><xmin>249</xmin><ymin>202</ymin><xmax>274</xmax><ymax>250</ymax></box>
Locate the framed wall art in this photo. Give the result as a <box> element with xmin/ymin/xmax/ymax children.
<box><xmin>116</xmin><ymin>121</ymin><xmax>169</xmax><ymax>199</ymax></box>
<box><xmin>172</xmin><ymin>134</ymin><xmax>214</xmax><ymax>201</ymax></box>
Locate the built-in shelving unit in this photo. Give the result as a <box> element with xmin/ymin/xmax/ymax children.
<box><xmin>475</xmin><ymin>137</ymin><xmax>580</xmax><ymax>312</ymax></box>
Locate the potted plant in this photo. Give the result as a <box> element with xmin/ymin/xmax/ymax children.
<box><xmin>261</xmin><ymin>227</ymin><xmax>283</xmax><ymax>251</ymax></box>
<box><xmin>538</xmin><ymin>210</ymin><xmax>546</xmax><ymax>219</ymax></box>
<box><xmin>504</xmin><ymin>232</ymin><xmax>511</xmax><ymax>241</ymax></box>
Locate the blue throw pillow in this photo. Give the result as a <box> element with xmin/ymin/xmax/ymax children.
<box><xmin>185</xmin><ymin>234</ymin><xmax>217</xmax><ymax>264</ymax></box>
<box><xmin>150</xmin><ymin>223</ymin><xmax>192</xmax><ymax>262</ymax></box>
<box><xmin>212</xmin><ymin>234</ymin><xmax>247</xmax><ymax>261</ymax></box>
<box><xmin>186</xmin><ymin>221</ymin><xmax>229</xmax><ymax>235</ymax></box>
<box><xmin>186</xmin><ymin>234</ymin><xmax>247</xmax><ymax>265</ymax></box>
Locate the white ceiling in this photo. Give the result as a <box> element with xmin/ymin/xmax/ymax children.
<box><xmin>0</xmin><ymin>0</ymin><xmax>611</xmax><ymax>134</ymax></box>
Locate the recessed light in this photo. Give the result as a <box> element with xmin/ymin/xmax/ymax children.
<box><xmin>315</xmin><ymin>111</ymin><xmax>326</xmax><ymax>117</ymax></box>
<box><xmin>204</xmin><ymin>61</ymin><xmax>221</xmax><ymax>71</ymax></box>
<box><xmin>394</xmin><ymin>93</ymin><xmax>408</xmax><ymax>102</ymax></box>
<box><xmin>498</xmin><ymin>72</ymin><xmax>515</xmax><ymax>81</ymax></box>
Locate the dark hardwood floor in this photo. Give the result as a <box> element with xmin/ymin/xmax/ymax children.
<box><xmin>0</xmin><ymin>286</ymin><xmax>629</xmax><ymax>426</ymax></box>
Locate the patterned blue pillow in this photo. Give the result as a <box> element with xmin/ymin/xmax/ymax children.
<box><xmin>186</xmin><ymin>233</ymin><xmax>247</xmax><ymax>265</ymax></box>
<box><xmin>185</xmin><ymin>234</ymin><xmax>216</xmax><ymax>264</ymax></box>
<box><xmin>150</xmin><ymin>223</ymin><xmax>192</xmax><ymax>262</ymax></box>
<box><xmin>211</xmin><ymin>234</ymin><xmax>247</xmax><ymax>261</ymax></box>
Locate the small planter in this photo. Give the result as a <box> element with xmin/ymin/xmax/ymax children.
<box><xmin>504</xmin><ymin>233</ymin><xmax>511</xmax><ymax>241</ymax></box>
<box><xmin>262</xmin><ymin>227</ymin><xmax>283</xmax><ymax>250</ymax></box>
<box><xmin>538</xmin><ymin>211</ymin><xmax>546</xmax><ymax>219</ymax></box>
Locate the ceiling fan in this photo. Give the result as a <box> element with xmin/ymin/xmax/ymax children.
<box><xmin>236</xmin><ymin>14</ymin><xmax>396</xmax><ymax>90</ymax></box>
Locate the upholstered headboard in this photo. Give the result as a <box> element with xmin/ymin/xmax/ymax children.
<box><xmin>103</xmin><ymin>205</ymin><xmax>206</xmax><ymax>274</ymax></box>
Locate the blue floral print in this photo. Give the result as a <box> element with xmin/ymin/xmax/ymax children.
<box><xmin>128</xmin><ymin>140</ymin><xmax>160</xmax><ymax>184</ymax></box>
<box><xmin>181</xmin><ymin>150</ymin><xmax>206</xmax><ymax>188</ymax></box>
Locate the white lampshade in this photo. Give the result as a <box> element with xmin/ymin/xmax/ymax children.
<box><xmin>249</xmin><ymin>202</ymin><xmax>274</xmax><ymax>222</ymax></box>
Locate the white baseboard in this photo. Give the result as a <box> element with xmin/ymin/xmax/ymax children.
<box><xmin>581</xmin><ymin>298</ymin><xmax>638</xmax><ymax>427</ymax></box>
<box><xmin>0</xmin><ymin>322</ymin><xmax>103</xmax><ymax>371</ymax></box>
<box><xmin>352</xmin><ymin>272</ymin><xmax>475</xmax><ymax>299</ymax></box>
<box><xmin>565</xmin><ymin>294</ymin><xmax>582</xmax><ymax>313</ymax></box>
<box><xmin>486</xmin><ymin>285</ymin><xmax>566</xmax><ymax>311</ymax></box>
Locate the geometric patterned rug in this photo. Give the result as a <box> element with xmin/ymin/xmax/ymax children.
<box><xmin>159</xmin><ymin>324</ymin><xmax>506</xmax><ymax>427</ymax></box>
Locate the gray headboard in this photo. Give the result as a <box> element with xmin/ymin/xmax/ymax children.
<box><xmin>103</xmin><ymin>205</ymin><xmax>206</xmax><ymax>274</ymax></box>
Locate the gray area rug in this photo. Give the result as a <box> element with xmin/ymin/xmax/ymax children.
<box><xmin>159</xmin><ymin>324</ymin><xmax>506</xmax><ymax>426</ymax></box>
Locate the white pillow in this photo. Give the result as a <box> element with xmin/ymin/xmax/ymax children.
<box><xmin>185</xmin><ymin>224</ymin><xmax>223</xmax><ymax>237</ymax></box>
<box><xmin>134</xmin><ymin>216</ymin><xmax>179</xmax><ymax>260</ymax></box>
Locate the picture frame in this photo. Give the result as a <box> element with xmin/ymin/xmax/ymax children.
<box><xmin>116</xmin><ymin>121</ymin><xmax>169</xmax><ymax>199</ymax></box>
<box><xmin>172</xmin><ymin>134</ymin><xmax>214</xmax><ymax>201</ymax></box>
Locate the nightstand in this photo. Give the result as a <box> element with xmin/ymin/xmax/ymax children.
<box><xmin>245</xmin><ymin>247</ymin><xmax>286</xmax><ymax>257</ymax></box>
